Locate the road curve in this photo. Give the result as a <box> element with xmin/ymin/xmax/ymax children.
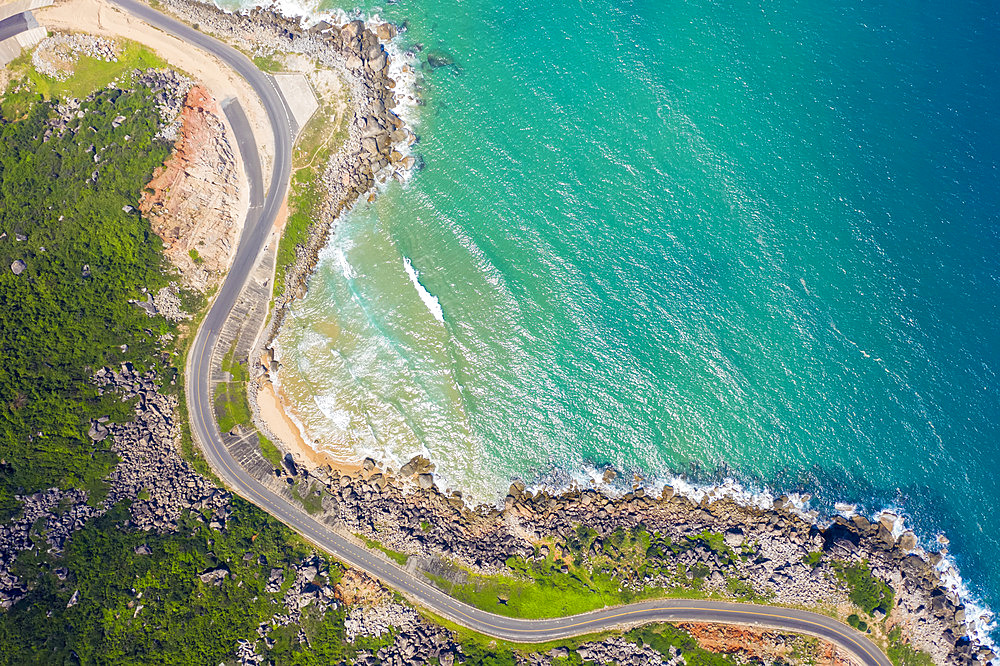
<box><xmin>113</xmin><ymin>2</ymin><xmax>891</xmax><ymax>664</ymax></box>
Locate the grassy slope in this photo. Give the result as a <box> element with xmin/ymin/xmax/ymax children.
<box><xmin>2</xmin><ymin>40</ymin><xmax>166</xmax><ymax>118</ymax></box>
<box><xmin>273</xmin><ymin>75</ymin><xmax>351</xmax><ymax>296</ymax></box>
<box><xmin>424</xmin><ymin>526</ymin><xmax>750</xmax><ymax>619</ymax></box>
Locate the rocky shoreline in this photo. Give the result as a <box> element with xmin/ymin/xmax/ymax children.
<box><xmin>145</xmin><ymin>2</ymin><xmax>996</xmax><ymax>664</ymax></box>
<box><xmin>252</xmin><ymin>445</ymin><xmax>996</xmax><ymax>665</ymax></box>
<box><xmin>159</xmin><ymin>0</ymin><xmax>417</xmax><ymax>330</ymax></box>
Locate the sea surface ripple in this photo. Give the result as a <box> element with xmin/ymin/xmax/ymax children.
<box><xmin>243</xmin><ymin>0</ymin><xmax>1000</xmax><ymax>633</ymax></box>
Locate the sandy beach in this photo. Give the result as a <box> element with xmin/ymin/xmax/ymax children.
<box><xmin>257</xmin><ymin>379</ymin><xmax>362</xmax><ymax>476</ymax></box>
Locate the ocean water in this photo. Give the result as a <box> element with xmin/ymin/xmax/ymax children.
<box><xmin>248</xmin><ymin>0</ymin><xmax>999</xmax><ymax>631</ymax></box>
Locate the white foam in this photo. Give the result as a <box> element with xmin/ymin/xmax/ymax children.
<box><xmin>936</xmin><ymin>555</ymin><xmax>998</xmax><ymax>649</ymax></box>
<box><xmin>522</xmin><ymin>465</ymin><xmax>997</xmax><ymax>656</ymax></box>
<box><xmin>336</xmin><ymin>248</ymin><xmax>357</xmax><ymax>280</ymax></box>
<box><xmin>313</xmin><ymin>393</ymin><xmax>352</xmax><ymax>431</ymax></box>
<box><xmin>402</xmin><ymin>256</ymin><xmax>444</xmax><ymax>323</ymax></box>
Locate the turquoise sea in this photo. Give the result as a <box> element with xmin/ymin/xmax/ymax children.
<box><xmin>243</xmin><ymin>0</ymin><xmax>999</xmax><ymax>633</ymax></box>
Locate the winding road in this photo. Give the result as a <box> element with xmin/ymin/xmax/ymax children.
<box><xmin>110</xmin><ymin>1</ymin><xmax>892</xmax><ymax>663</ymax></box>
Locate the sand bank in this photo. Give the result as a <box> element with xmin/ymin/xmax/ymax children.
<box><xmin>257</xmin><ymin>379</ymin><xmax>361</xmax><ymax>475</ymax></box>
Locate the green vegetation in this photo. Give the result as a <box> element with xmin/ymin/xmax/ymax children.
<box><xmin>0</xmin><ymin>498</ymin><xmax>334</xmax><ymax>665</ymax></box>
<box><xmin>834</xmin><ymin>560</ymin><xmax>894</xmax><ymax>617</ymax></box>
<box><xmin>725</xmin><ymin>576</ymin><xmax>773</xmax><ymax>603</ymax></box>
<box><xmin>627</xmin><ymin>624</ymin><xmax>741</xmax><ymax>666</ymax></box>
<box><xmin>274</xmin><ymin>153</ymin><xmax>325</xmax><ymax>294</ymax></box>
<box><xmin>169</xmin><ymin>287</ymin><xmax>217</xmax><ymax>480</ymax></box>
<box><xmin>416</xmin><ymin>607</ymin><xmax>615</xmax><ymax>658</ymax></box>
<box><xmin>358</xmin><ymin>533</ymin><xmax>410</xmax><ymax>566</ymax></box>
<box><xmin>887</xmin><ymin>627</ymin><xmax>935</xmax><ymax>666</ymax></box>
<box><xmin>424</xmin><ymin>524</ymin><xmax>736</xmax><ymax>619</ymax></box>
<box><xmin>801</xmin><ymin>550</ymin><xmax>824</xmax><ymax>568</ymax></box>
<box><xmin>458</xmin><ymin>636</ymin><xmax>519</xmax><ymax>666</ymax></box>
<box><xmin>258</xmin><ymin>431</ymin><xmax>284</xmax><ymax>468</ymax></box>
<box><xmin>0</xmin><ymin>86</ymin><xmax>172</xmax><ymax>517</ymax></box>
<box><xmin>847</xmin><ymin>613</ymin><xmax>869</xmax><ymax>632</ymax></box>
<box><xmin>214</xmin><ymin>341</ymin><xmax>252</xmax><ymax>432</ymax></box>
<box><xmin>291</xmin><ymin>479</ymin><xmax>325</xmax><ymax>515</ymax></box>
<box><xmin>0</xmin><ymin>84</ymin><xmax>403</xmax><ymax>666</ymax></box>
<box><xmin>3</xmin><ymin>41</ymin><xmax>166</xmax><ymax>109</ymax></box>
<box><xmin>252</xmin><ymin>54</ymin><xmax>285</xmax><ymax>73</ymax></box>
<box><xmin>188</xmin><ymin>247</ymin><xmax>204</xmax><ymax>264</ymax></box>
<box><xmin>274</xmin><ymin>86</ymin><xmax>351</xmax><ymax>297</ymax></box>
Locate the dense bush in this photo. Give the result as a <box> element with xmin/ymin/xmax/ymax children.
<box><xmin>835</xmin><ymin>560</ymin><xmax>895</xmax><ymax>616</ymax></box>
<box><xmin>0</xmin><ymin>498</ymin><xmax>332</xmax><ymax>665</ymax></box>
<box><xmin>0</xmin><ymin>87</ymin><xmax>170</xmax><ymax>515</ymax></box>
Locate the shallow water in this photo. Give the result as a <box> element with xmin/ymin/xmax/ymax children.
<box><xmin>242</xmin><ymin>0</ymin><xmax>1000</xmax><ymax>631</ymax></box>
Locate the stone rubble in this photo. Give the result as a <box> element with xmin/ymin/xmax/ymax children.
<box><xmin>31</xmin><ymin>33</ymin><xmax>120</xmax><ymax>81</ymax></box>
<box><xmin>0</xmin><ymin>364</ymin><xmax>229</xmax><ymax>609</ymax></box>
<box><xmin>253</xmin><ymin>446</ymin><xmax>993</xmax><ymax>665</ymax></box>
<box><xmin>135</xmin><ymin>68</ymin><xmax>196</xmax><ymax>143</ymax></box>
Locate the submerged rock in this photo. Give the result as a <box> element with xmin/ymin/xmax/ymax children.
<box><xmin>426</xmin><ymin>51</ymin><xmax>456</xmax><ymax>69</ymax></box>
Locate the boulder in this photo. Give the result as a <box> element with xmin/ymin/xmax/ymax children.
<box><xmin>10</xmin><ymin>259</ymin><xmax>25</xmax><ymax>275</ymax></box>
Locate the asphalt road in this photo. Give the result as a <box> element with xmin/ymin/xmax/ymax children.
<box><xmin>0</xmin><ymin>12</ymin><xmax>30</xmax><ymax>42</ymax></box>
<box><xmin>110</xmin><ymin>2</ymin><xmax>892</xmax><ymax>663</ymax></box>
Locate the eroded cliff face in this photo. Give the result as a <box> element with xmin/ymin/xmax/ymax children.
<box><xmin>141</xmin><ymin>85</ymin><xmax>242</xmax><ymax>291</ymax></box>
<box><xmin>676</xmin><ymin>622</ymin><xmax>854</xmax><ymax>666</ymax></box>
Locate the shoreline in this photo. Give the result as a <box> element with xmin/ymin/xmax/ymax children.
<box><xmin>151</xmin><ymin>1</ymin><xmax>997</xmax><ymax>663</ymax></box>
<box><xmin>256</xmin><ymin>379</ymin><xmax>362</xmax><ymax>475</ymax></box>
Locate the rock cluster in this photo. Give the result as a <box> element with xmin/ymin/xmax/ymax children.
<box><xmin>31</xmin><ymin>34</ymin><xmax>120</xmax><ymax>81</ymax></box>
<box><xmin>93</xmin><ymin>364</ymin><xmax>229</xmax><ymax>531</ymax></box>
<box><xmin>134</xmin><ymin>68</ymin><xmax>196</xmax><ymax>143</ymax></box>
<box><xmin>256</xmin><ymin>448</ymin><xmax>992</xmax><ymax>665</ymax></box>
<box><xmin>563</xmin><ymin>636</ymin><xmax>683</xmax><ymax>666</ymax></box>
<box><xmin>344</xmin><ymin>602</ymin><xmax>421</xmax><ymax>641</ymax></box>
<box><xmin>151</xmin><ymin>285</ymin><xmax>190</xmax><ymax>321</ymax></box>
<box><xmin>0</xmin><ymin>364</ymin><xmax>228</xmax><ymax>608</ymax></box>
<box><xmin>239</xmin><ymin>554</ymin><xmax>342</xmax><ymax>665</ymax></box>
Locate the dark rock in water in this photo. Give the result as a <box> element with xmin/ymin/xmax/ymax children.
<box><xmin>426</xmin><ymin>52</ymin><xmax>455</xmax><ymax>69</ymax></box>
